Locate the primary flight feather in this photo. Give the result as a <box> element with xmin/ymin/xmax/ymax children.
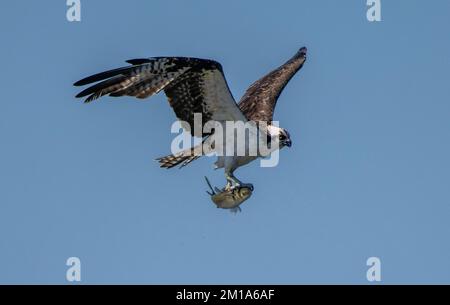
<box><xmin>74</xmin><ymin>47</ymin><xmax>307</xmax><ymax>191</ymax></box>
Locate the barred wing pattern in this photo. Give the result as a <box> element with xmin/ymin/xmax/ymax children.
<box><xmin>74</xmin><ymin>57</ymin><xmax>247</xmax><ymax>137</ymax></box>
<box><xmin>238</xmin><ymin>47</ymin><xmax>307</xmax><ymax>123</ymax></box>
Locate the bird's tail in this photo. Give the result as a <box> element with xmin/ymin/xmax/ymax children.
<box><xmin>156</xmin><ymin>145</ymin><xmax>202</xmax><ymax>169</ymax></box>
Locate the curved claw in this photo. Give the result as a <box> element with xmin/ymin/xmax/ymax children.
<box><xmin>224</xmin><ymin>173</ymin><xmax>254</xmax><ymax>192</ymax></box>
<box><xmin>240</xmin><ymin>183</ymin><xmax>254</xmax><ymax>191</ymax></box>
<box><xmin>225</xmin><ymin>183</ymin><xmax>254</xmax><ymax>192</ymax></box>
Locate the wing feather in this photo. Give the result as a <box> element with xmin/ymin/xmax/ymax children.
<box><xmin>238</xmin><ymin>47</ymin><xmax>307</xmax><ymax>123</ymax></box>
<box><xmin>74</xmin><ymin>57</ymin><xmax>246</xmax><ymax>136</ymax></box>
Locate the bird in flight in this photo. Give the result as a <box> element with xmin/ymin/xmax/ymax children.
<box><xmin>74</xmin><ymin>47</ymin><xmax>307</xmax><ymax>191</ymax></box>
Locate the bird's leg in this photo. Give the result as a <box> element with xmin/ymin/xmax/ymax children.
<box><xmin>225</xmin><ymin>173</ymin><xmax>254</xmax><ymax>191</ymax></box>
<box><xmin>225</xmin><ymin>172</ymin><xmax>240</xmax><ymax>190</ymax></box>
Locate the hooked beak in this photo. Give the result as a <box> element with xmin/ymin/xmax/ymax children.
<box><xmin>284</xmin><ymin>139</ymin><xmax>292</xmax><ymax>148</ymax></box>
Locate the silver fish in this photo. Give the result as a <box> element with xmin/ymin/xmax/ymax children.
<box><xmin>205</xmin><ymin>177</ymin><xmax>253</xmax><ymax>213</ymax></box>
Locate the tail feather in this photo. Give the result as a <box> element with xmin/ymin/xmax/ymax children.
<box><xmin>156</xmin><ymin>148</ymin><xmax>200</xmax><ymax>169</ymax></box>
<box><xmin>156</xmin><ymin>136</ymin><xmax>215</xmax><ymax>169</ymax></box>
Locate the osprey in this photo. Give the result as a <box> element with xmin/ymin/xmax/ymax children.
<box><xmin>74</xmin><ymin>47</ymin><xmax>307</xmax><ymax>190</ymax></box>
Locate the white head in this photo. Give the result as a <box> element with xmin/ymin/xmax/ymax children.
<box><xmin>267</xmin><ymin>125</ymin><xmax>292</xmax><ymax>149</ymax></box>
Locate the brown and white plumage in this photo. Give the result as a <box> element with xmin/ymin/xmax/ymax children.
<box><xmin>74</xmin><ymin>57</ymin><xmax>246</xmax><ymax>137</ymax></box>
<box><xmin>74</xmin><ymin>48</ymin><xmax>308</xmax><ymax>190</ymax></box>
<box><xmin>239</xmin><ymin>47</ymin><xmax>307</xmax><ymax>123</ymax></box>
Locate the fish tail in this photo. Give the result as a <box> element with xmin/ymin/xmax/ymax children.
<box><xmin>204</xmin><ymin>176</ymin><xmax>216</xmax><ymax>195</ymax></box>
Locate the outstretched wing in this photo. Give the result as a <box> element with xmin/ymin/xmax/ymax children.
<box><xmin>74</xmin><ymin>57</ymin><xmax>246</xmax><ymax>137</ymax></box>
<box><xmin>238</xmin><ymin>47</ymin><xmax>307</xmax><ymax>123</ymax></box>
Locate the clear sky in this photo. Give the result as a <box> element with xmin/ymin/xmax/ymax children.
<box><xmin>1</xmin><ymin>0</ymin><xmax>449</xmax><ymax>284</ymax></box>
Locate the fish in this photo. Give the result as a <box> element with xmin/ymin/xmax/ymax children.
<box><xmin>205</xmin><ymin>176</ymin><xmax>253</xmax><ymax>213</ymax></box>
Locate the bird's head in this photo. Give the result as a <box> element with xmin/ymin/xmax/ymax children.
<box><xmin>267</xmin><ymin>125</ymin><xmax>292</xmax><ymax>148</ymax></box>
<box><xmin>279</xmin><ymin>128</ymin><xmax>292</xmax><ymax>148</ymax></box>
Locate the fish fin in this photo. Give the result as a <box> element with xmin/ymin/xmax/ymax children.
<box><xmin>204</xmin><ymin>176</ymin><xmax>215</xmax><ymax>195</ymax></box>
<box><xmin>230</xmin><ymin>207</ymin><xmax>242</xmax><ymax>214</ymax></box>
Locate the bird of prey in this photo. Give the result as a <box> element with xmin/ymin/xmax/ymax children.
<box><xmin>74</xmin><ymin>47</ymin><xmax>307</xmax><ymax>190</ymax></box>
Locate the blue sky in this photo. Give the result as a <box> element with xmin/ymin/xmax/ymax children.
<box><xmin>0</xmin><ymin>0</ymin><xmax>449</xmax><ymax>284</ymax></box>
